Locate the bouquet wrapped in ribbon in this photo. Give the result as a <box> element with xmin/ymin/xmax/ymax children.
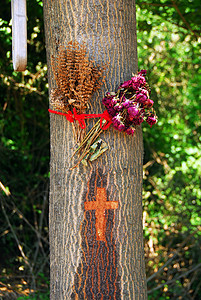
<box><xmin>71</xmin><ymin>70</ymin><xmax>157</xmax><ymax>168</ymax></box>
<box><xmin>47</xmin><ymin>42</ymin><xmax>158</xmax><ymax>168</ymax></box>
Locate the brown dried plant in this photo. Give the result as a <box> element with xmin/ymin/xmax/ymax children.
<box><xmin>50</xmin><ymin>41</ymin><xmax>106</xmax><ymax>114</ymax></box>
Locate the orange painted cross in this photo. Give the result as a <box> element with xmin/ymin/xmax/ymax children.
<box><xmin>84</xmin><ymin>187</ymin><xmax>118</xmax><ymax>242</ymax></box>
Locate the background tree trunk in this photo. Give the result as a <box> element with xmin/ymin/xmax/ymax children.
<box><xmin>43</xmin><ymin>0</ymin><xmax>147</xmax><ymax>299</ymax></box>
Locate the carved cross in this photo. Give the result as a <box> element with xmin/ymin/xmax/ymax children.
<box><xmin>11</xmin><ymin>0</ymin><xmax>27</xmax><ymax>71</ymax></box>
<box><xmin>84</xmin><ymin>187</ymin><xmax>118</xmax><ymax>242</ymax></box>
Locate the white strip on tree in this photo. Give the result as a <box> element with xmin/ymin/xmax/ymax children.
<box><xmin>11</xmin><ymin>0</ymin><xmax>27</xmax><ymax>71</ymax></box>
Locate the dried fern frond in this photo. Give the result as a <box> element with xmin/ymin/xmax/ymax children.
<box><xmin>50</xmin><ymin>41</ymin><xmax>106</xmax><ymax>114</ymax></box>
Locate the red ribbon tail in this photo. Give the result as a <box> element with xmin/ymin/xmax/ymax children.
<box><xmin>78</xmin><ymin>120</ymin><xmax>86</xmax><ymax>129</ymax></box>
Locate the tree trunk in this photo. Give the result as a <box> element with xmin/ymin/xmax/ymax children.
<box><xmin>43</xmin><ymin>0</ymin><xmax>147</xmax><ymax>299</ymax></box>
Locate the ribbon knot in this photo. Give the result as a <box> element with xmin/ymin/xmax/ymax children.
<box><xmin>72</xmin><ymin>108</ymin><xmax>86</xmax><ymax>129</ymax></box>
<box><xmin>65</xmin><ymin>110</ymin><xmax>74</xmax><ymax>123</ymax></box>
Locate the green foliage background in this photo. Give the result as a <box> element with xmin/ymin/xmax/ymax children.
<box><xmin>0</xmin><ymin>0</ymin><xmax>200</xmax><ymax>299</ymax></box>
<box><xmin>137</xmin><ymin>1</ymin><xmax>201</xmax><ymax>298</ymax></box>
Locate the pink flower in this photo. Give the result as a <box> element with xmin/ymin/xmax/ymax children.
<box><xmin>111</xmin><ymin>98</ymin><xmax>118</xmax><ymax>106</ymax></box>
<box><xmin>120</xmin><ymin>80</ymin><xmax>132</xmax><ymax>89</ymax></box>
<box><xmin>112</xmin><ymin>115</ymin><xmax>126</xmax><ymax>131</ymax></box>
<box><xmin>102</xmin><ymin>96</ymin><xmax>114</xmax><ymax>108</ymax></box>
<box><xmin>102</xmin><ymin>71</ymin><xmax>158</xmax><ymax>134</ymax></box>
<box><xmin>128</xmin><ymin>106</ymin><xmax>139</xmax><ymax>119</ymax></box>
<box><xmin>133</xmin><ymin>117</ymin><xmax>144</xmax><ymax>125</ymax></box>
<box><xmin>138</xmin><ymin>69</ymin><xmax>147</xmax><ymax>76</ymax></box>
<box><xmin>114</xmin><ymin>103</ymin><xmax>124</xmax><ymax>111</ymax></box>
<box><xmin>125</xmin><ymin>127</ymin><xmax>135</xmax><ymax>136</ymax></box>
<box><xmin>139</xmin><ymin>89</ymin><xmax>148</xmax><ymax>96</ymax></box>
<box><xmin>144</xmin><ymin>99</ymin><xmax>154</xmax><ymax>108</ymax></box>
<box><xmin>135</xmin><ymin>92</ymin><xmax>148</xmax><ymax>103</ymax></box>
<box><xmin>107</xmin><ymin>107</ymin><xmax>116</xmax><ymax>117</ymax></box>
<box><xmin>146</xmin><ymin>115</ymin><xmax>157</xmax><ymax>127</ymax></box>
<box><xmin>122</xmin><ymin>99</ymin><xmax>131</xmax><ymax>108</ymax></box>
<box><xmin>131</xmin><ymin>75</ymin><xmax>146</xmax><ymax>89</ymax></box>
<box><xmin>117</xmin><ymin>123</ymin><xmax>126</xmax><ymax>131</ymax></box>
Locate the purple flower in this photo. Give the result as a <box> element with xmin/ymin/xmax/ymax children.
<box><xmin>135</xmin><ymin>93</ymin><xmax>147</xmax><ymax>103</ymax></box>
<box><xmin>117</xmin><ymin>123</ymin><xmax>126</xmax><ymax>131</ymax></box>
<box><xmin>120</xmin><ymin>80</ymin><xmax>132</xmax><ymax>89</ymax></box>
<box><xmin>139</xmin><ymin>89</ymin><xmax>148</xmax><ymax>96</ymax></box>
<box><xmin>132</xmin><ymin>117</ymin><xmax>144</xmax><ymax>125</ymax></box>
<box><xmin>107</xmin><ymin>107</ymin><xmax>116</xmax><ymax>117</ymax></box>
<box><xmin>135</xmin><ymin>89</ymin><xmax>148</xmax><ymax>103</ymax></box>
<box><xmin>102</xmin><ymin>71</ymin><xmax>157</xmax><ymax>134</ymax></box>
<box><xmin>112</xmin><ymin>114</ymin><xmax>121</xmax><ymax>126</ymax></box>
<box><xmin>112</xmin><ymin>114</ymin><xmax>126</xmax><ymax>131</ymax></box>
<box><xmin>111</xmin><ymin>97</ymin><xmax>118</xmax><ymax>106</ymax></box>
<box><xmin>102</xmin><ymin>97</ymin><xmax>110</xmax><ymax>107</ymax></box>
<box><xmin>138</xmin><ymin>69</ymin><xmax>147</xmax><ymax>76</ymax></box>
<box><xmin>144</xmin><ymin>99</ymin><xmax>154</xmax><ymax>108</ymax></box>
<box><xmin>122</xmin><ymin>99</ymin><xmax>131</xmax><ymax>108</ymax></box>
<box><xmin>131</xmin><ymin>75</ymin><xmax>146</xmax><ymax>89</ymax></box>
<box><xmin>146</xmin><ymin>115</ymin><xmax>157</xmax><ymax>127</ymax></box>
<box><xmin>114</xmin><ymin>103</ymin><xmax>124</xmax><ymax>111</ymax></box>
<box><xmin>128</xmin><ymin>106</ymin><xmax>140</xmax><ymax>119</ymax></box>
<box><xmin>102</xmin><ymin>95</ymin><xmax>114</xmax><ymax>108</ymax></box>
<box><xmin>125</xmin><ymin>127</ymin><xmax>135</xmax><ymax>136</ymax></box>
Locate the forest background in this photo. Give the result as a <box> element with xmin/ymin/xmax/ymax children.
<box><xmin>0</xmin><ymin>0</ymin><xmax>200</xmax><ymax>299</ymax></box>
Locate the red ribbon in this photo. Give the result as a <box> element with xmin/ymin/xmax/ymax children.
<box><xmin>48</xmin><ymin>108</ymin><xmax>113</xmax><ymax>130</ymax></box>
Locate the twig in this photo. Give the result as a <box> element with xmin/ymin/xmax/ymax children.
<box><xmin>0</xmin><ymin>73</ymin><xmax>47</xmax><ymax>96</ymax></box>
<box><xmin>143</xmin><ymin>160</ymin><xmax>155</xmax><ymax>169</ymax></box>
<box><xmin>70</xmin><ymin>120</ymin><xmax>103</xmax><ymax>169</ymax></box>
<box><xmin>36</xmin><ymin>253</ymin><xmax>50</xmax><ymax>277</ymax></box>
<box><xmin>139</xmin><ymin>1</ymin><xmax>199</xmax><ymax>38</ymax></box>
<box><xmin>4</xmin><ymin>196</ymin><xmax>49</xmax><ymax>245</ymax></box>
<box><xmin>0</xmin><ymin>180</ymin><xmax>11</xmax><ymax>196</ymax></box>
<box><xmin>148</xmin><ymin>263</ymin><xmax>201</xmax><ymax>294</ymax></box>
<box><xmin>1</xmin><ymin>197</ymin><xmax>36</xmax><ymax>292</ymax></box>
<box><xmin>32</xmin><ymin>191</ymin><xmax>49</xmax><ymax>270</ymax></box>
<box><xmin>193</xmin><ymin>279</ymin><xmax>201</xmax><ymax>299</ymax></box>
<box><xmin>147</xmin><ymin>229</ymin><xmax>200</xmax><ymax>283</ymax></box>
<box><xmin>171</xmin><ymin>0</ymin><xmax>199</xmax><ymax>37</ymax></box>
<box><xmin>72</xmin><ymin>120</ymin><xmax>100</xmax><ymax>157</ymax></box>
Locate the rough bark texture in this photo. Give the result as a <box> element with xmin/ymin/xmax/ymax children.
<box><xmin>43</xmin><ymin>0</ymin><xmax>147</xmax><ymax>299</ymax></box>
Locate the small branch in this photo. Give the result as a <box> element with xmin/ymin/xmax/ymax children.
<box><xmin>139</xmin><ymin>1</ymin><xmax>200</xmax><ymax>38</ymax></box>
<box><xmin>148</xmin><ymin>263</ymin><xmax>201</xmax><ymax>294</ymax></box>
<box><xmin>171</xmin><ymin>0</ymin><xmax>199</xmax><ymax>37</ymax></box>
<box><xmin>193</xmin><ymin>279</ymin><xmax>201</xmax><ymax>299</ymax></box>
<box><xmin>147</xmin><ymin>252</ymin><xmax>178</xmax><ymax>283</ymax></box>
<box><xmin>5</xmin><ymin>196</ymin><xmax>49</xmax><ymax>245</ymax></box>
<box><xmin>143</xmin><ymin>160</ymin><xmax>155</xmax><ymax>169</ymax></box>
<box><xmin>32</xmin><ymin>191</ymin><xmax>49</xmax><ymax>269</ymax></box>
<box><xmin>36</xmin><ymin>253</ymin><xmax>50</xmax><ymax>277</ymax></box>
<box><xmin>0</xmin><ymin>73</ymin><xmax>46</xmax><ymax>96</ymax></box>
<box><xmin>1</xmin><ymin>197</ymin><xmax>36</xmax><ymax>291</ymax></box>
<box><xmin>0</xmin><ymin>180</ymin><xmax>11</xmax><ymax>196</ymax></box>
<box><xmin>147</xmin><ymin>229</ymin><xmax>200</xmax><ymax>283</ymax></box>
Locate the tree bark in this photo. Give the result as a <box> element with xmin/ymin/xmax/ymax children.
<box><xmin>43</xmin><ymin>0</ymin><xmax>147</xmax><ymax>299</ymax></box>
